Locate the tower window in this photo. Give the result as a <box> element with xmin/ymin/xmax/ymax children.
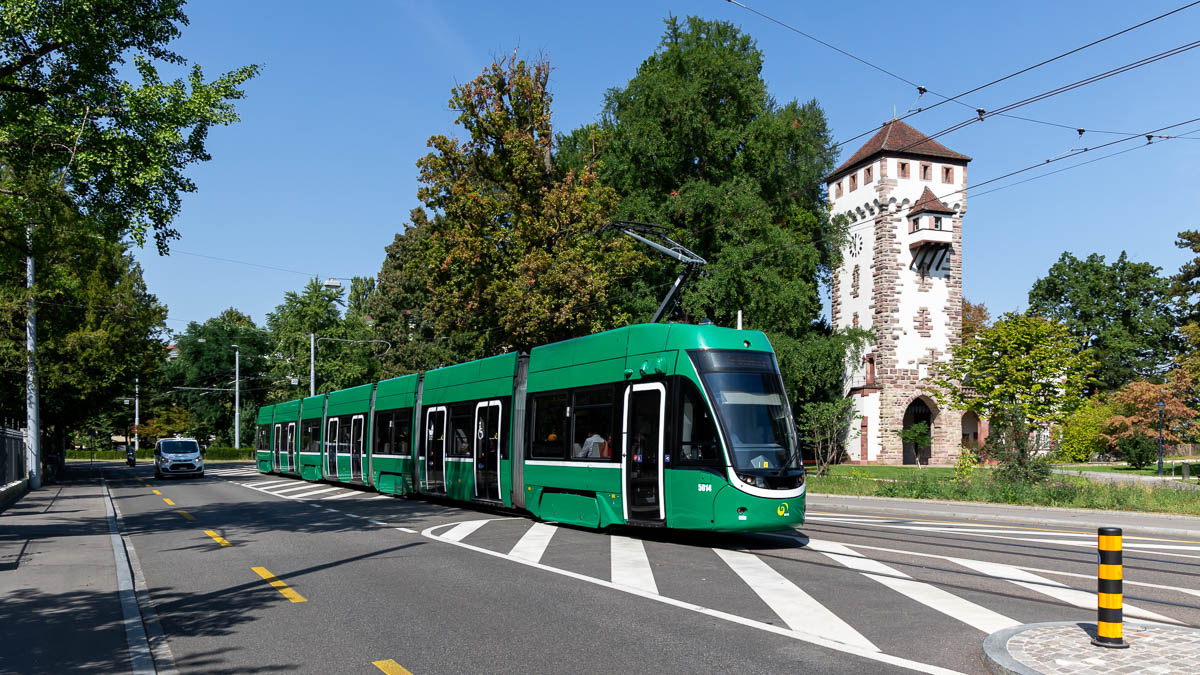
<box><xmin>911</xmin><ymin>218</ymin><xmax>920</xmax><ymax>232</ymax></box>
<box><xmin>898</xmin><ymin>161</ymin><xmax>910</xmax><ymax>178</ymax></box>
<box><xmin>849</xmin><ymin>174</ymin><xmax>858</xmax><ymax>191</ymax></box>
<box><xmin>934</xmin><ymin>217</ymin><xmax>942</xmax><ymax>230</ymax></box>
<box><xmin>920</xmin><ymin>162</ymin><xmax>932</xmax><ymax>180</ymax></box>
<box><xmin>835</xmin><ymin>180</ymin><xmax>843</xmax><ymax>198</ymax></box>
<box><xmin>863</xmin><ymin>166</ymin><xmax>873</xmax><ymax>184</ymax></box>
<box><xmin>942</xmin><ymin>166</ymin><xmax>954</xmax><ymax>183</ymax></box>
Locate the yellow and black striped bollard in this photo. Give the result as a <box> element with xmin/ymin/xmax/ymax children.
<box><xmin>1092</xmin><ymin>526</ymin><xmax>1128</xmax><ymax>649</ymax></box>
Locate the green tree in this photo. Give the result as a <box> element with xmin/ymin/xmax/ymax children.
<box><xmin>1028</xmin><ymin>251</ymin><xmax>1178</xmax><ymax>392</ymax></box>
<box><xmin>571</xmin><ymin>16</ymin><xmax>858</xmax><ymax>404</ymax></box>
<box><xmin>988</xmin><ymin>406</ymin><xmax>1052</xmax><ymax>483</ymax></box>
<box><xmin>166</xmin><ymin>309</ymin><xmax>269</xmax><ymax>446</ymax></box>
<box><xmin>1171</xmin><ymin>229</ymin><xmax>1200</xmax><ymax>320</ymax></box>
<box><xmin>394</xmin><ymin>52</ymin><xmax>646</xmax><ymax>359</ymax></box>
<box><xmin>264</xmin><ymin>278</ymin><xmax>382</xmax><ymax>401</ymax></box>
<box><xmin>931</xmin><ymin>312</ymin><xmax>1093</xmax><ymax>426</ymax></box>
<box><xmin>893</xmin><ymin>421</ymin><xmax>932</xmax><ymax>468</ymax></box>
<box><xmin>962</xmin><ymin>298</ymin><xmax>991</xmax><ymax>342</ymax></box>
<box><xmin>796</xmin><ymin>397</ymin><xmax>856</xmax><ymax>476</ymax></box>
<box><xmin>0</xmin><ymin>0</ymin><xmax>259</xmax><ymax>254</ymax></box>
<box><xmin>0</xmin><ymin>223</ymin><xmax>167</xmax><ymax>442</ymax></box>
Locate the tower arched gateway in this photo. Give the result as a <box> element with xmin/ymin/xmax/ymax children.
<box><xmin>828</xmin><ymin>120</ymin><xmax>969</xmax><ymax>465</ymax></box>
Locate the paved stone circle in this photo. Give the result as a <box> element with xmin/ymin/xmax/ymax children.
<box><xmin>984</xmin><ymin>621</ymin><xmax>1200</xmax><ymax>675</ymax></box>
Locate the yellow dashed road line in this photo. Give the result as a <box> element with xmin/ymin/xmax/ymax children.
<box><xmin>373</xmin><ymin>659</ymin><xmax>414</xmax><ymax>675</ymax></box>
<box><xmin>151</xmin><ymin>489</ymin><xmax>161</xmax><ymax>495</ymax></box>
<box><xmin>252</xmin><ymin>566</ymin><xmax>307</xmax><ymax>603</ymax></box>
<box><xmin>205</xmin><ymin>530</ymin><xmax>231</xmax><ymax>547</ymax></box>
<box><xmin>176</xmin><ymin>510</ymin><xmax>196</xmax><ymax>521</ymax></box>
<box><xmin>162</xmin><ymin>497</ymin><xmax>175</xmax><ymax>506</ymax></box>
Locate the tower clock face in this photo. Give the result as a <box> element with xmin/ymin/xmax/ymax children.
<box><xmin>850</xmin><ymin>232</ymin><xmax>863</xmax><ymax>257</ymax></box>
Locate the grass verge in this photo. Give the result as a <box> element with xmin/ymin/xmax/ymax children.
<box><xmin>809</xmin><ymin>469</ymin><xmax>1200</xmax><ymax>516</ymax></box>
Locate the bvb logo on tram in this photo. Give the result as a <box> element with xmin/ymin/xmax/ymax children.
<box><xmin>777</xmin><ymin>502</ymin><xmax>790</xmax><ymax>517</ymax></box>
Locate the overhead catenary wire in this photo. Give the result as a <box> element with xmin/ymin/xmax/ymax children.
<box><xmin>725</xmin><ymin>0</ymin><xmax>1200</xmax><ymax>148</ymax></box>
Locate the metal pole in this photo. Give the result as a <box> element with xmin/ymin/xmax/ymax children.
<box><xmin>134</xmin><ymin>376</ymin><xmax>139</xmax><ymax>456</ymax></box>
<box><xmin>26</xmin><ymin>222</ymin><xmax>41</xmax><ymax>490</ymax></box>
<box><xmin>310</xmin><ymin>332</ymin><xmax>315</xmax><ymax>397</ymax></box>
<box><xmin>1157</xmin><ymin>402</ymin><xmax>1164</xmax><ymax>476</ymax></box>
<box><xmin>233</xmin><ymin>345</ymin><xmax>240</xmax><ymax>449</ymax></box>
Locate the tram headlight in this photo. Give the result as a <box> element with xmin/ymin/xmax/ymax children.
<box><xmin>737</xmin><ymin>473</ymin><xmax>767</xmax><ymax>488</ymax></box>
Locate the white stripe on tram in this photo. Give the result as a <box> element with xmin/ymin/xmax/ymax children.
<box><xmin>289</xmin><ymin>487</ymin><xmax>342</xmax><ymax>499</ymax></box>
<box><xmin>948</xmin><ymin>557</ymin><xmax>1179</xmax><ymax>624</ymax></box>
<box><xmin>805</xmin><ymin>539</ymin><xmax>1018</xmax><ymax>635</ymax></box>
<box><xmin>509</xmin><ymin>522</ymin><xmax>557</xmax><ymax>563</ymax></box>
<box><xmin>713</xmin><ymin>547</ymin><xmax>878</xmax><ymax>652</ymax></box>
<box><xmin>439</xmin><ymin>520</ymin><xmax>490</xmax><ymax>542</ymax></box>
<box><xmin>610</xmin><ymin>535</ymin><xmax>658</xmax><ymax>595</ymax></box>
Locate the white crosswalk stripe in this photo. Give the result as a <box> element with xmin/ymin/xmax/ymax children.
<box><xmin>610</xmin><ymin>535</ymin><xmax>658</xmax><ymax>594</ymax></box>
<box><xmin>805</xmin><ymin>539</ymin><xmax>1019</xmax><ymax>634</ymax></box>
<box><xmin>288</xmin><ymin>487</ymin><xmax>342</xmax><ymax>499</ymax></box>
<box><xmin>509</xmin><ymin>522</ymin><xmax>557</xmax><ymax>563</ymax></box>
<box><xmin>270</xmin><ymin>484</ymin><xmax>327</xmax><ymax>495</ymax></box>
<box><xmin>948</xmin><ymin>557</ymin><xmax>1179</xmax><ymax>624</ymax></box>
<box><xmin>713</xmin><ymin>547</ymin><xmax>878</xmax><ymax>652</ymax></box>
<box><xmin>440</xmin><ymin>520</ymin><xmax>490</xmax><ymax>542</ymax></box>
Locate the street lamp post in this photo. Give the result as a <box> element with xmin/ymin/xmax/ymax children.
<box><xmin>1157</xmin><ymin>398</ymin><xmax>1165</xmax><ymax>476</ymax></box>
<box><xmin>232</xmin><ymin>344</ymin><xmax>240</xmax><ymax>450</ymax></box>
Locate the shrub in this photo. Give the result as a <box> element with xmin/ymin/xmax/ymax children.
<box><xmin>990</xmin><ymin>406</ymin><xmax>1051</xmax><ymax>483</ymax></box>
<box><xmin>1056</xmin><ymin>398</ymin><xmax>1117</xmax><ymax>463</ymax></box>
<box><xmin>955</xmin><ymin>446</ymin><xmax>980</xmax><ymax>484</ymax></box>
<box><xmin>1118</xmin><ymin>433</ymin><xmax>1158</xmax><ymax>470</ymax></box>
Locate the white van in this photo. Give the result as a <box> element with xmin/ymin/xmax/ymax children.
<box><xmin>154</xmin><ymin>438</ymin><xmax>205</xmax><ymax>479</ymax></box>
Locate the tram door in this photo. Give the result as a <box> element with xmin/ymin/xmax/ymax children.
<box><xmin>285</xmin><ymin>422</ymin><xmax>296</xmax><ymax>473</ymax></box>
<box><xmin>273</xmin><ymin>423</ymin><xmax>282</xmax><ymax>472</ymax></box>
<box><xmin>425</xmin><ymin>407</ymin><xmax>446</xmax><ymax>493</ymax></box>
<box><xmin>474</xmin><ymin>401</ymin><xmax>502</xmax><ymax>501</ymax></box>
<box><xmin>350</xmin><ymin>414</ymin><xmax>365</xmax><ymax>482</ymax></box>
<box><xmin>622</xmin><ymin>382</ymin><xmax>666</xmax><ymax>521</ymax></box>
<box><xmin>325</xmin><ymin>418</ymin><xmax>339</xmax><ymax>479</ymax></box>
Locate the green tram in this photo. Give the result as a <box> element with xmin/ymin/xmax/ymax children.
<box><xmin>254</xmin><ymin>323</ymin><xmax>806</xmax><ymax>531</ymax></box>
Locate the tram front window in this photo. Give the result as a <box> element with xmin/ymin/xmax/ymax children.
<box><xmin>690</xmin><ymin>350</ymin><xmax>802</xmax><ymax>483</ymax></box>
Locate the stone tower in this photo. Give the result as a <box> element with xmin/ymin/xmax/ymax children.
<box><xmin>827</xmin><ymin>120</ymin><xmax>972</xmax><ymax>465</ymax></box>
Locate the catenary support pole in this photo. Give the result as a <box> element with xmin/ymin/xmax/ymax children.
<box><xmin>26</xmin><ymin>222</ymin><xmax>41</xmax><ymax>490</ymax></box>
<box><xmin>134</xmin><ymin>377</ymin><xmax>139</xmax><ymax>455</ymax></box>
<box><xmin>233</xmin><ymin>345</ymin><xmax>240</xmax><ymax>449</ymax></box>
<box><xmin>1092</xmin><ymin>527</ymin><xmax>1128</xmax><ymax>648</ymax></box>
<box><xmin>310</xmin><ymin>332</ymin><xmax>315</xmax><ymax>397</ymax></box>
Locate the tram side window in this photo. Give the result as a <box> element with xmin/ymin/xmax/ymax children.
<box><xmin>530</xmin><ymin>392</ymin><xmax>568</xmax><ymax>459</ymax></box>
<box><xmin>448</xmin><ymin>404</ymin><xmax>473</xmax><ymax>457</ymax></box>
<box><xmin>255</xmin><ymin>426</ymin><xmax>269</xmax><ymax>452</ymax></box>
<box><xmin>677</xmin><ymin>378</ymin><xmax>722</xmax><ymax>466</ymax></box>
<box><xmin>374</xmin><ymin>411</ymin><xmax>393</xmax><ymax>455</ymax></box>
<box><xmin>302</xmin><ymin>421</ymin><xmax>321</xmax><ymax>452</ymax></box>
<box><xmin>395</xmin><ymin>408</ymin><xmax>413</xmax><ymax>455</ymax></box>
<box><xmin>326</xmin><ymin>419</ymin><xmax>338</xmax><ymax>455</ymax></box>
<box><xmin>572</xmin><ymin>388</ymin><xmax>615</xmax><ymax>460</ymax></box>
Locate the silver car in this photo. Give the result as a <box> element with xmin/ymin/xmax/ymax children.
<box><xmin>154</xmin><ymin>438</ymin><xmax>205</xmax><ymax>479</ymax></box>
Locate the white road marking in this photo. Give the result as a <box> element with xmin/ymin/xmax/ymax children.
<box><xmin>396</xmin><ymin>527</ymin><xmax>417</xmax><ymax>534</ymax></box>
<box><xmin>369</xmin><ymin>520</ymin><xmax>387</xmax><ymax>526</ymax></box>
<box><xmin>424</xmin><ymin>522</ymin><xmax>957</xmax><ymax>674</ymax></box>
<box><xmin>805</xmin><ymin>539</ymin><xmax>1018</xmax><ymax>634</ymax></box>
<box><xmin>713</xmin><ymin>547</ymin><xmax>877</xmax><ymax>652</ymax></box>
<box><xmin>610</xmin><ymin>535</ymin><xmax>658</xmax><ymax>594</ymax></box>
<box><xmin>345</xmin><ymin>514</ymin><xmax>361</xmax><ymax>518</ymax></box>
<box><xmin>439</xmin><ymin>520</ymin><xmax>490</xmax><ymax>542</ymax></box>
<box><xmin>289</xmin><ymin>487</ymin><xmax>342</xmax><ymax>499</ymax></box>
<box><xmin>508</xmin><ymin>522</ymin><xmax>557</xmax><ymax>563</ymax></box>
<box><xmin>246</xmin><ymin>480</ymin><xmax>293</xmax><ymax>489</ymax></box>
<box><xmin>320</xmin><ymin>491</ymin><xmax>356</xmax><ymax>500</ymax></box>
<box><xmin>948</xmin><ymin>557</ymin><xmax>1179</xmax><ymax>624</ymax></box>
<box><xmin>267</xmin><ymin>483</ymin><xmax>325</xmax><ymax>495</ymax></box>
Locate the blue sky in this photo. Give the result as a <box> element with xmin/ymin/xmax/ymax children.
<box><xmin>134</xmin><ymin>0</ymin><xmax>1200</xmax><ymax>332</ymax></box>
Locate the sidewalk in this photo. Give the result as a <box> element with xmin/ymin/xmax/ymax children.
<box><xmin>0</xmin><ymin>464</ymin><xmax>157</xmax><ymax>674</ymax></box>
<box><xmin>983</xmin><ymin>621</ymin><xmax>1200</xmax><ymax>674</ymax></box>
<box><xmin>807</xmin><ymin>493</ymin><xmax>1200</xmax><ymax>538</ymax></box>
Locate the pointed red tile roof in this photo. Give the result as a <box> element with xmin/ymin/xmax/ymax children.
<box><xmin>908</xmin><ymin>187</ymin><xmax>955</xmax><ymax>216</ymax></box>
<box><xmin>828</xmin><ymin>119</ymin><xmax>971</xmax><ymax>182</ymax></box>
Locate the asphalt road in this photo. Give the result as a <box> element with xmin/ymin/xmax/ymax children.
<box><xmin>105</xmin><ymin>462</ymin><xmax>1200</xmax><ymax>674</ymax></box>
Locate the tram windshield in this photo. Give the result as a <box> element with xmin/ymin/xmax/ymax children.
<box><xmin>689</xmin><ymin>350</ymin><xmax>801</xmax><ymax>473</ymax></box>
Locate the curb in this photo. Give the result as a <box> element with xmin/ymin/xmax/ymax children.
<box><xmin>807</xmin><ymin>493</ymin><xmax>1200</xmax><ymax>537</ymax></box>
<box><xmin>0</xmin><ymin>478</ymin><xmax>29</xmax><ymax>513</ymax></box>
